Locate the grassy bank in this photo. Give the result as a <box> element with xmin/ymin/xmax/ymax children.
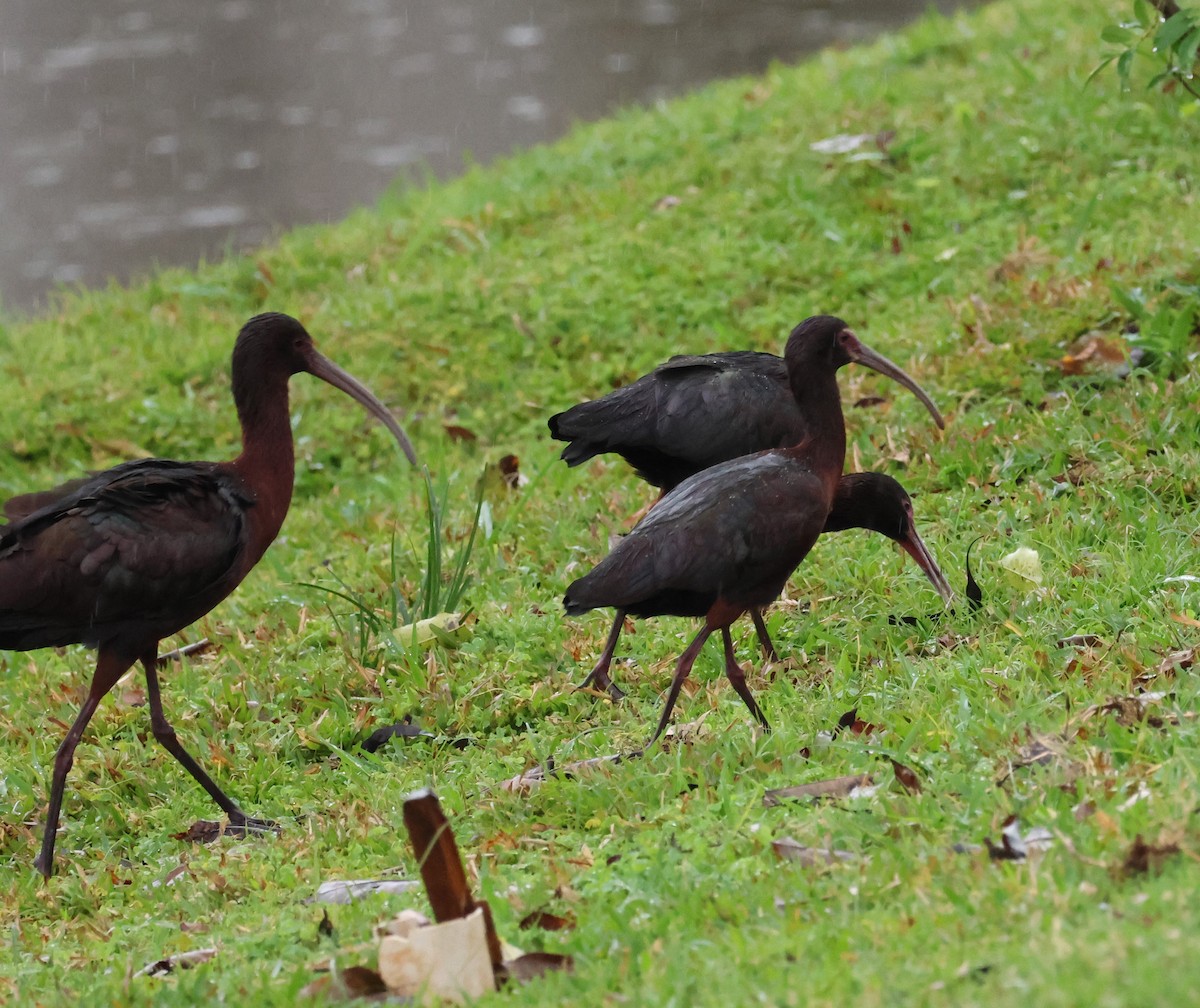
<box><xmin>2</xmin><ymin>0</ymin><xmax>1199</xmax><ymax>1003</ymax></box>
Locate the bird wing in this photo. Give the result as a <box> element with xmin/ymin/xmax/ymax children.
<box><xmin>0</xmin><ymin>459</ymin><xmax>254</xmax><ymax>649</ymax></box>
<box><xmin>550</xmin><ymin>352</ymin><xmax>803</xmax><ymax>486</ymax></box>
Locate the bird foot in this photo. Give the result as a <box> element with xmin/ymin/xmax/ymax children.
<box><xmin>226</xmin><ymin>815</ymin><xmax>281</xmax><ymax>838</ymax></box>
<box><xmin>177</xmin><ymin>815</ymin><xmax>280</xmax><ymax>844</ymax></box>
<box><xmin>575</xmin><ymin>670</ymin><xmax>627</xmax><ymax>701</ymax></box>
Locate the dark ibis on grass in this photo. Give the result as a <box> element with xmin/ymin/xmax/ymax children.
<box><xmin>579</xmin><ymin>471</ymin><xmax>954</xmax><ymax>701</ymax></box>
<box><xmin>549</xmin><ymin>333</ymin><xmax>943</xmax><ymax>491</ymax></box>
<box><xmin>0</xmin><ymin>312</ymin><xmax>417</xmax><ymax>877</ymax></box>
<box><xmin>562</xmin><ymin>315</ymin><xmax>941</xmax><ymax>744</ymax></box>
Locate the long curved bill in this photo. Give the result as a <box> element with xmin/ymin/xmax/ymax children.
<box><xmin>897</xmin><ymin>518</ymin><xmax>955</xmax><ymax>605</ymax></box>
<box><xmin>306</xmin><ymin>351</ymin><xmax>419</xmax><ymax>465</ymax></box>
<box><xmin>843</xmin><ymin>332</ymin><xmax>944</xmax><ymax>430</ymax></box>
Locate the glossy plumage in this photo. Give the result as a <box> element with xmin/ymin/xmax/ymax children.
<box><xmin>565</xmin><ymin>315</ymin><xmax>940</xmax><ymax>743</ymax></box>
<box><xmin>550</xmin><ymin>342</ymin><xmax>942</xmax><ymax>490</ymax></box>
<box><xmin>1</xmin><ymin>312</ymin><xmax>416</xmax><ymax>876</ymax></box>
<box><xmin>576</xmin><ymin>470</ymin><xmax>954</xmax><ymax>702</ymax></box>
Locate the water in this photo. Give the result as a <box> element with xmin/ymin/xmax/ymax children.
<box><xmin>0</xmin><ymin>1</ymin><xmax>981</xmax><ymax>314</ymax></box>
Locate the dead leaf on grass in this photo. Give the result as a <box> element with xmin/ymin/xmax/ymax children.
<box><xmin>771</xmin><ymin>838</ymin><xmax>860</xmax><ymax>866</ymax></box>
<box><xmin>1121</xmin><ymin>834</ymin><xmax>1182</xmax><ymax>876</ymax></box>
<box><xmin>1057</xmin><ymin>634</ymin><xmax>1104</xmax><ymax>649</ymax></box>
<box><xmin>298</xmin><ymin>965</ymin><xmax>390</xmax><ymax>1001</ymax></box>
<box><xmin>498</xmin><ymin>752</ymin><xmax>630</xmax><ymax>795</ymax></box>
<box><xmin>305</xmin><ymin>879</ymin><xmax>422</xmax><ymax>905</ymax></box>
<box><xmin>361</xmin><ymin>719</ymin><xmax>435</xmax><ymax>753</ymax></box>
<box><xmin>985</xmin><ymin>815</ymin><xmax>1054</xmax><ymax>861</ymax></box>
<box><xmin>505</xmin><ymin>952</ymin><xmax>575</xmax><ymax>982</ymax></box>
<box><xmin>1057</xmin><ymin>331</ymin><xmax>1137</xmax><ymax>378</ymax></box>
<box><xmin>443</xmin><ymin>424</ymin><xmax>478</xmax><ymax>443</ymax></box>
<box><xmin>518</xmin><ymin>910</ymin><xmax>576</xmax><ymax>932</ymax></box>
<box><xmin>173</xmin><ymin>818</ymin><xmax>281</xmax><ymax>845</ymax></box>
<box><xmin>138</xmin><ymin>947</ymin><xmax>217</xmax><ymax>977</ymax></box>
<box><xmin>890</xmin><ymin>759</ymin><xmax>922</xmax><ymax>795</ymax></box>
<box><xmin>832</xmin><ymin>708</ymin><xmax>880</xmax><ymax>738</ymax></box>
<box><xmin>763</xmin><ymin>773</ymin><xmax>876</xmax><ymax>807</ymax></box>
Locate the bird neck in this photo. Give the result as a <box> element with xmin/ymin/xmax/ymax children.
<box><xmin>788</xmin><ymin>367</ymin><xmax>846</xmax><ymax>500</ymax></box>
<box><xmin>230</xmin><ymin>370</ymin><xmax>297</xmax><ymax>543</ymax></box>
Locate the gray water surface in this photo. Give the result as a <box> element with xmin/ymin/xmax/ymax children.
<box><xmin>0</xmin><ymin>1</ymin><xmax>982</xmax><ymax>314</ymax></box>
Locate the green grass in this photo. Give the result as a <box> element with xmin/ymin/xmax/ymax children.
<box><xmin>2</xmin><ymin>0</ymin><xmax>1199</xmax><ymax>1003</ymax></box>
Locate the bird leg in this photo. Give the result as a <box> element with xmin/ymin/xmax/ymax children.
<box><xmin>35</xmin><ymin>649</ymin><xmax>133</xmax><ymax>878</ymax></box>
<box><xmin>575</xmin><ymin>609</ymin><xmax>628</xmax><ymax>701</ymax></box>
<box><xmin>750</xmin><ymin>608</ymin><xmax>778</xmax><ymax>662</ymax></box>
<box><xmin>720</xmin><ymin>628</ymin><xmax>771</xmax><ymax>732</ymax></box>
<box><xmin>141</xmin><ymin>651</ymin><xmax>278</xmax><ymax>838</ymax></box>
<box><xmin>647</xmin><ymin>625</ymin><xmax>714</xmax><ymax>747</ymax></box>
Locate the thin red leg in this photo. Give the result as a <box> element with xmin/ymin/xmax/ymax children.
<box><xmin>720</xmin><ymin>628</ymin><xmax>771</xmax><ymax>731</ymax></box>
<box><xmin>576</xmin><ymin>609</ymin><xmax>628</xmax><ymax>700</ymax></box>
<box><xmin>141</xmin><ymin>651</ymin><xmax>277</xmax><ymax>836</ymax></box>
<box><xmin>750</xmin><ymin>608</ymin><xmax>778</xmax><ymax>662</ymax></box>
<box><xmin>647</xmin><ymin>625</ymin><xmax>713</xmax><ymax>747</ymax></box>
<box><xmin>35</xmin><ymin>648</ymin><xmax>133</xmax><ymax>877</ymax></box>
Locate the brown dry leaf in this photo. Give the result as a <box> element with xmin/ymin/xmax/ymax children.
<box><xmin>497</xmin><ymin>753</ymin><xmax>628</xmax><ymax>795</ymax></box>
<box><xmin>1121</xmin><ymin>834</ymin><xmax>1182</xmax><ymax>876</ymax></box>
<box><xmin>771</xmin><ymin>838</ymin><xmax>859</xmax><ymax>866</ymax></box>
<box><xmin>763</xmin><ymin>773</ymin><xmax>875</xmax><ymax>807</ymax></box>
<box><xmin>498</xmin><ymin>454</ymin><xmax>524</xmax><ymax>489</ymax></box>
<box><xmin>504</xmin><ymin>952</ymin><xmax>574</xmax><ymax>982</ymax></box>
<box><xmin>443</xmin><ymin>424</ymin><xmax>478</xmax><ymax>443</ymax></box>
<box><xmin>172</xmin><ymin>817</ymin><xmax>280</xmax><ymax>845</ymax></box>
<box><xmin>1057</xmin><ymin>332</ymin><xmax>1132</xmax><ymax>377</ymax></box>
<box><xmin>890</xmin><ymin>759</ymin><xmax>922</xmax><ymax>795</ymax></box>
<box><xmin>832</xmin><ymin>708</ymin><xmax>880</xmax><ymax>738</ymax></box>
<box><xmin>138</xmin><ymin>947</ymin><xmax>218</xmax><ymax>977</ymax></box>
<box><xmin>518</xmin><ymin>910</ymin><xmax>576</xmax><ymax>932</ymax></box>
<box><xmin>298</xmin><ymin>965</ymin><xmax>390</xmax><ymax>1001</ymax></box>
<box><xmin>1154</xmin><ymin>646</ymin><xmax>1197</xmax><ymax>679</ymax></box>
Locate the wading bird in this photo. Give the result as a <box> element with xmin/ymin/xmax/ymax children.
<box><xmin>0</xmin><ymin>312</ymin><xmax>416</xmax><ymax>876</ymax></box>
<box><xmin>579</xmin><ymin>471</ymin><xmax>954</xmax><ymax>701</ymax></box>
<box><xmin>563</xmin><ymin>315</ymin><xmax>940</xmax><ymax>744</ymax></box>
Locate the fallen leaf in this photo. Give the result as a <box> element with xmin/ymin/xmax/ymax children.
<box><xmin>1000</xmin><ymin>546</ymin><xmax>1042</xmax><ymax>585</ymax></box>
<box><xmin>1058</xmin><ymin>331</ymin><xmax>1133</xmax><ymax>377</ymax></box>
<box><xmin>771</xmin><ymin>838</ymin><xmax>859</xmax><ymax>865</ymax></box>
<box><xmin>985</xmin><ymin>815</ymin><xmax>1053</xmax><ymax>861</ymax></box>
<box><xmin>361</xmin><ymin>719</ymin><xmax>435</xmax><ymax>753</ymax></box>
<box><xmin>378</xmin><ymin>907</ymin><xmax>496</xmax><ymax>1002</ymax></box>
<box><xmin>156</xmin><ymin>639</ymin><xmax>214</xmax><ymax>665</ymax></box>
<box><xmin>318</xmin><ymin>910</ymin><xmax>336</xmax><ymax>939</ymax></box>
<box><xmin>832</xmin><ymin>708</ymin><xmax>880</xmax><ymax>738</ymax></box>
<box><xmin>1057</xmin><ymin>634</ymin><xmax>1104</xmax><ymax>649</ymax></box>
<box><xmin>504</xmin><ymin>952</ymin><xmax>574</xmax><ymax>982</ymax></box>
<box><xmin>299</xmin><ymin>964</ymin><xmax>390</xmax><ymax>1001</ymax></box>
<box><xmin>443</xmin><ymin>424</ymin><xmax>478</xmax><ymax>442</ymax></box>
<box><xmin>305</xmin><ymin>879</ymin><xmax>422</xmax><ymax>905</ymax></box>
<box><xmin>1121</xmin><ymin>834</ymin><xmax>1181</xmax><ymax>876</ymax></box>
<box><xmin>518</xmin><ymin>910</ymin><xmax>576</xmax><ymax>932</ymax></box>
<box><xmin>138</xmin><ymin>947</ymin><xmax>217</xmax><ymax>977</ymax></box>
<box><xmin>392</xmin><ymin>612</ymin><xmax>470</xmax><ymax>651</ymax></box>
<box><xmin>498</xmin><ymin>753</ymin><xmax>630</xmax><ymax>795</ymax></box>
<box><xmin>173</xmin><ymin>818</ymin><xmax>281</xmax><ymax>844</ymax></box>
<box><xmin>890</xmin><ymin>759</ymin><xmax>922</xmax><ymax>794</ymax></box>
<box><xmin>810</xmin><ymin>131</ymin><xmax>874</xmax><ymax>154</ymax></box>
<box><xmin>498</xmin><ymin>454</ymin><xmax>524</xmax><ymax>489</ymax></box>
<box><xmin>763</xmin><ymin>773</ymin><xmax>875</xmax><ymax>807</ymax></box>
